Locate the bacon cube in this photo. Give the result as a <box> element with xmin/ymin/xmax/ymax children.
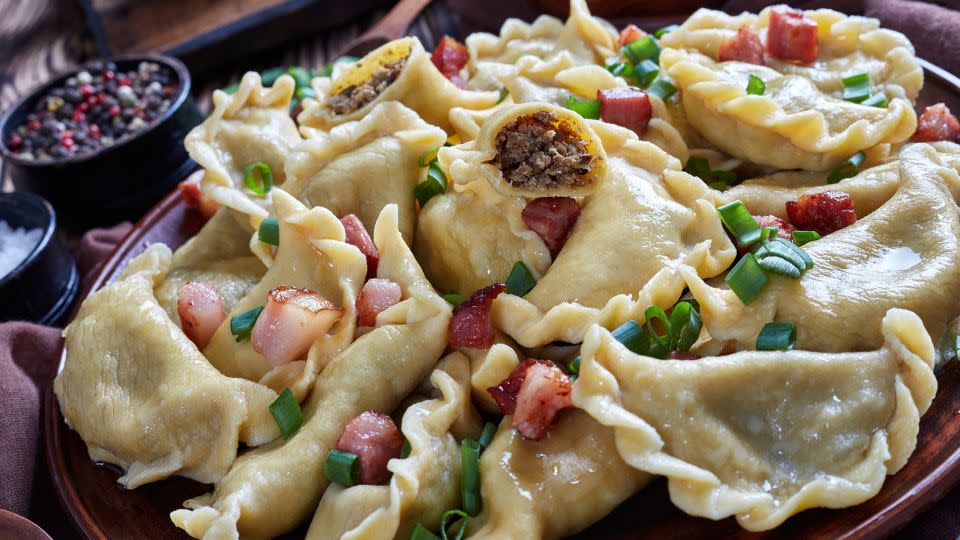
<box><xmin>341</xmin><ymin>214</ymin><xmax>379</xmax><ymax>280</ymax></box>
<box><xmin>717</xmin><ymin>27</ymin><xmax>765</xmax><ymax>65</ymax></box>
<box><xmin>619</xmin><ymin>24</ymin><xmax>647</xmax><ymax>46</ymax></box>
<box><xmin>598</xmin><ymin>87</ymin><xmax>652</xmax><ymax>135</ymax></box>
<box><xmin>785</xmin><ymin>191</ymin><xmax>858</xmax><ymax>236</ymax></box>
<box><xmin>177</xmin><ymin>281</ymin><xmax>226</xmax><ymax>349</ymax></box>
<box><xmin>521</xmin><ymin>197</ymin><xmax>581</xmax><ymax>257</ymax></box>
<box><xmin>251</xmin><ymin>286</ymin><xmax>344</xmax><ymax>366</ymax></box>
<box><xmin>448</xmin><ymin>283</ymin><xmax>507</xmax><ymax>349</ymax></box>
<box><xmin>487</xmin><ymin>359</ymin><xmax>573</xmax><ymax>440</ymax></box>
<box><xmin>912</xmin><ymin>103</ymin><xmax>960</xmax><ymax>142</ymax></box>
<box><xmin>356</xmin><ymin>278</ymin><xmax>402</xmax><ymax>327</ymax></box>
<box><xmin>431</xmin><ymin>35</ymin><xmax>469</xmax><ymax>84</ymax></box>
<box><xmin>335</xmin><ymin>411</ymin><xmax>404</xmax><ymax>485</ymax></box>
<box><xmin>766</xmin><ymin>6</ymin><xmax>818</xmax><ymax>65</ymax></box>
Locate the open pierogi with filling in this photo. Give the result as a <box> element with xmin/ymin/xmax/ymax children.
<box><xmin>55</xmin><ymin>0</ymin><xmax>960</xmax><ymax>538</ymax></box>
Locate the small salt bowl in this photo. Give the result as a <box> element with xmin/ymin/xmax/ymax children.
<box><xmin>0</xmin><ymin>192</ymin><xmax>78</xmax><ymax>325</ymax></box>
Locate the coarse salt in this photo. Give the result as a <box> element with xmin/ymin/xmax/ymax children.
<box><xmin>0</xmin><ymin>220</ymin><xmax>43</xmax><ymax>278</ymax></box>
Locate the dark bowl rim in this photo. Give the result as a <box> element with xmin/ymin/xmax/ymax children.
<box><xmin>0</xmin><ymin>191</ymin><xmax>56</xmax><ymax>287</ymax></box>
<box><xmin>0</xmin><ymin>53</ymin><xmax>192</xmax><ymax>168</ymax></box>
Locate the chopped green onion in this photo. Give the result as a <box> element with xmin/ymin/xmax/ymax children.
<box><xmin>411</xmin><ymin>524</ymin><xmax>441</xmax><ymax>540</ymax></box>
<box><xmin>606</xmin><ymin>60</ymin><xmax>634</xmax><ymax>78</ymax></box>
<box><xmin>568</xmin><ymin>355</ymin><xmax>581</xmax><ymax>376</ymax></box>
<box><xmin>725</xmin><ymin>253</ymin><xmax>769</xmax><ymax>305</ymax></box>
<box><xmin>647</xmin><ymin>79</ymin><xmax>677</xmax><ymax>101</ymax></box>
<box><xmin>717</xmin><ymin>201</ymin><xmax>762</xmax><ymax>248</ymax></box>
<box><xmin>324</xmin><ymin>449</ymin><xmax>360</xmax><ymax>486</ymax></box>
<box><xmin>644</xmin><ymin>306</ymin><xmax>672</xmax><ymax>358</ymax></box>
<box><xmin>754</xmin><ymin>239</ymin><xmax>808</xmax><ymax>271</ymax></box>
<box><xmin>842</xmin><ymin>73</ymin><xmax>872</xmax><ymax>103</ymax></box>
<box><xmin>685</xmin><ymin>156</ymin><xmax>738</xmax><ymax>185</ymax></box>
<box><xmin>440</xmin><ymin>509</ymin><xmax>470</xmax><ymax>540</ymax></box>
<box><xmin>708</xmin><ymin>181</ymin><xmax>729</xmax><ymax>191</ymax></box>
<box><xmin>506</xmin><ymin>261</ymin><xmax>537</xmax><ymax>296</ymax></box>
<box><xmin>260</xmin><ymin>66</ymin><xmax>285</xmax><ymax>86</ymax></box>
<box><xmin>861</xmin><ymin>93</ymin><xmax>888</xmax><ymax>108</ymax></box>
<box><xmin>827</xmin><ymin>151</ymin><xmax>866</xmax><ymax>184</ymax></box>
<box><xmin>757</xmin><ymin>254</ymin><xmax>802</xmax><ymax>278</ymax></box>
<box><xmin>478</xmin><ymin>421</ymin><xmax>497</xmax><ymax>450</ymax></box>
<box><xmin>287</xmin><ymin>66</ymin><xmax>312</xmax><ymax>89</ymax></box>
<box><xmin>258</xmin><ymin>217</ymin><xmax>279</xmax><ymax>246</ymax></box>
<box><xmin>243</xmin><ymin>162</ymin><xmax>273</xmax><ymax>196</ymax></box>
<box><xmin>782</xmin><ymin>238</ymin><xmax>813</xmax><ymax>269</ymax></box>
<box><xmin>634</xmin><ymin>59</ymin><xmax>660</xmax><ymax>88</ymax></box>
<box><xmin>400</xmin><ymin>439</ymin><xmax>412</xmax><ymax>459</ymax></box>
<box><xmin>497</xmin><ymin>88</ymin><xmax>510</xmax><ymax>104</ymax></box>
<box><xmin>792</xmin><ymin>230</ymin><xmax>821</xmax><ymax>246</ymax></box>
<box><xmin>415</xmin><ymin>162</ymin><xmax>448</xmax><ymax>208</ymax></box>
<box><xmin>756</xmin><ymin>322</ymin><xmax>797</xmax><ymax>351</ymax></box>
<box><xmin>221</xmin><ymin>81</ymin><xmax>239</xmax><ymax>94</ymax></box>
<box><xmin>269</xmin><ymin>388</ymin><xmax>304</xmax><ymax>440</ymax></box>
<box><xmin>623</xmin><ymin>36</ymin><xmax>662</xmax><ymax>65</ymax></box>
<box><xmin>295</xmin><ymin>86</ymin><xmax>317</xmax><ymax>100</ymax></box>
<box><xmin>460</xmin><ymin>439</ymin><xmax>482</xmax><ymax>516</ymax></box>
<box><xmin>289</xmin><ymin>97</ymin><xmax>300</xmax><ymax>112</ymax></box>
<box><xmin>418</xmin><ymin>146</ymin><xmax>441</xmax><ymax>167</ymax></box>
<box><xmin>565</xmin><ymin>95</ymin><xmax>601</xmax><ymax>119</ymax></box>
<box><xmin>443</xmin><ymin>293</ymin><xmax>466</xmax><ymax>307</ymax></box>
<box><xmin>669</xmin><ymin>301</ymin><xmax>702</xmax><ymax>352</ymax></box>
<box><xmin>610</xmin><ymin>320</ymin><xmax>650</xmax><ymax>355</ymax></box>
<box><xmin>654</xmin><ymin>24</ymin><xmax>679</xmax><ymax>39</ymax></box>
<box><xmin>230</xmin><ymin>306</ymin><xmax>263</xmax><ymax>341</ymax></box>
<box><xmin>759</xmin><ymin>226</ymin><xmax>779</xmax><ymax>244</ymax></box>
<box><xmin>746</xmin><ymin>74</ymin><xmax>765</xmax><ymax>96</ymax></box>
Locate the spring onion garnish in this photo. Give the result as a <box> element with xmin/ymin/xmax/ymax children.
<box><xmin>258</xmin><ymin>217</ymin><xmax>279</xmax><ymax>246</ymax></box>
<box><xmin>685</xmin><ymin>156</ymin><xmax>738</xmax><ymax>186</ymax></box>
<box><xmin>759</xmin><ymin>227</ymin><xmax>779</xmax><ymax>244</ymax></box>
<box><xmin>862</xmin><ymin>93</ymin><xmax>888</xmax><ymax>108</ymax></box>
<box><xmin>842</xmin><ymin>73</ymin><xmax>872</xmax><ymax>103</ymax></box>
<box><xmin>497</xmin><ymin>88</ymin><xmax>510</xmax><ymax>104</ymax></box>
<box><xmin>441</xmin><ymin>509</ymin><xmax>470</xmax><ymax>540</ymax></box>
<box><xmin>295</xmin><ymin>86</ymin><xmax>317</xmax><ymax>100</ymax></box>
<box><xmin>655</xmin><ymin>24</ymin><xmax>680</xmax><ymax>39</ymax></box>
<box><xmin>221</xmin><ymin>81</ymin><xmax>240</xmax><ymax>94</ymax></box>
<box><xmin>757</xmin><ymin>254</ymin><xmax>802</xmax><ymax>278</ymax></box>
<box><xmin>644</xmin><ymin>306</ymin><xmax>672</xmax><ymax>357</ymax></box>
<box><xmin>623</xmin><ymin>35</ymin><xmax>662</xmax><ymax>65</ymax></box>
<box><xmin>460</xmin><ymin>439</ymin><xmax>482</xmax><ymax>516</ymax></box>
<box><xmin>610</xmin><ymin>320</ymin><xmax>651</xmax><ymax>355</ymax></box>
<box><xmin>400</xmin><ymin>439</ymin><xmax>412</xmax><ymax>459</ymax></box>
<box><xmin>647</xmin><ymin>79</ymin><xmax>677</xmax><ymax>101</ymax></box>
<box><xmin>443</xmin><ymin>293</ymin><xmax>466</xmax><ymax>307</ymax></box>
<box><xmin>827</xmin><ymin>151</ymin><xmax>867</xmax><ymax>184</ymax></box>
<box><xmin>669</xmin><ymin>300</ymin><xmax>702</xmax><ymax>352</ymax></box>
<box><xmin>260</xmin><ymin>66</ymin><xmax>285</xmax><ymax>86</ymax></box>
<box><xmin>746</xmin><ymin>74</ymin><xmax>765</xmax><ymax>96</ymax></box>
<box><xmin>230</xmin><ymin>306</ymin><xmax>263</xmax><ymax>341</ymax></box>
<box><xmin>418</xmin><ymin>146</ymin><xmax>441</xmax><ymax>167</ymax></box>
<box><xmin>506</xmin><ymin>261</ymin><xmax>537</xmax><ymax>296</ymax></box>
<box><xmin>717</xmin><ymin>201</ymin><xmax>762</xmax><ymax>248</ymax></box>
<box><xmin>324</xmin><ymin>449</ymin><xmax>360</xmax><ymax>486</ymax></box>
<box><xmin>792</xmin><ymin>230</ymin><xmax>821</xmax><ymax>246</ymax></box>
<box><xmin>415</xmin><ymin>161</ymin><xmax>447</xmax><ymax>208</ymax></box>
<box><xmin>756</xmin><ymin>322</ymin><xmax>797</xmax><ymax>351</ymax></box>
<box><xmin>606</xmin><ymin>60</ymin><xmax>634</xmax><ymax>78</ymax></box>
<box><xmin>478</xmin><ymin>421</ymin><xmax>497</xmax><ymax>450</ymax></box>
<box><xmin>243</xmin><ymin>162</ymin><xmax>273</xmax><ymax>196</ymax></box>
<box><xmin>269</xmin><ymin>388</ymin><xmax>304</xmax><ymax>440</ymax></box>
<box><xmin>410</xmin><ymin>524</ymin><xmax>441</xmax><ymax>540</ymax></box>
<box><xmin>725</xmin><ymin>253</ymin><xmax>769</xmax><ymax>305</ymax></box>
<box><xmin>565</xmin><ymin>95</ymin><xmax>601</xmax><ymax>119</ymax></box>
<box><xmin>634</xmin><ymin>59</ymin><xmax>660</xmax><ymax>88</ymax></box>
<box><xmin>568</xmin><ymin>355</ymin><xmax>581</xmax><ymax>376</ymax></box>
<box><xmin>754</xmin><ymin>239</ymin><xmax>806</xmax><ymax>272</ymax></box>
<box><xmin>287</xmin><ymin>66</ymin><xmax>312</xmax><ymax>89</ymax></box>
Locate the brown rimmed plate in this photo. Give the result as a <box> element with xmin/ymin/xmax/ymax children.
<box><xmin>45</xmin><ymin>57</ymin><xmax>960</xmax><ymax>539</ymax></box>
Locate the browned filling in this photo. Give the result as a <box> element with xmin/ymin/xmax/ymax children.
<box><xmin>326</xmin><ymin>57</ymin><xmax>407</xmax><ymax>115</ymax></box>
<box><xmin>492</xmin><ymin>111</ymin><xmax>595</xmax><ymax>190</ymax></box>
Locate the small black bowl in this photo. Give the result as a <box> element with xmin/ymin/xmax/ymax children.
<box><xmin>0</xmin><ymin>54</ymin><xmax>203</xmax><ymax>229</ymax></box>
<box><xmin>0</xmin><ymin>192</ymin><xmax>77</xmax><ymax>325</ymax></box>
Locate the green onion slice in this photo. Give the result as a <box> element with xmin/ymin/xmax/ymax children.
<box><xmin>230</xmin><ymin>306</ymin><xmax>263</xmax><ymax>341</ymax></box>
<box><xmin>623</xmin><ymin>35</ymin><xmax>662</xmax><ymax>65</ymax></box>
<box><xmin>606</xmin><ymin>60</ymin><xmax>634</xmax><ymax>78</ymax></box>
<box><xmin>260</xmin><ymin>66</ymin><xmax>285</xmax><ymax>86</ymax></box>
<box><xmin>324</xmin><ymin>449</ymin><xmax>360</xmax><ymax>486</ymax></box>
<box><xmin>757</xmin><ymin>255</ymin><xmax>802</xmax><ymax>278</ymax></box>
<box><xmin>827</xmin><ymin>151</ymin><xmax>866</xmax><ymax>184</ymax></box>
<box><xmin>685</xmin><ymin>156</ymin><xmax>738</xmax><ymax>185</ymax></box>
<box><xmin>287</xmin><ymin>66</ymin><xmax>312</xmax><ymax>89</ymax></box>
<box><xmin>565</xmin><ymin>95</ymin><xmax>601</xmax><ymax>119</ymax></box>
<box><xmin>654</xmin><ymin>24</ymin><xmax>680</xmax><ymax>39</ymax></box>
<box><xmin>669</xmin><ymin>301</ymin><xmax>702</xmax><ymax>352</ymax></box>
<box><xmin>478</xmin><ymin>421</ymin><xmax>497</xmax><ymax>450</ymax></box>
<box><xmin>717</xmin><ymin>201</ymin><xmax>762</xmax><ymax>248</ymax></box>
<box><xmin>862</xmin><ymin>93</ymin><xmax>888</xmax><ymax>108</ymax></box>
<box><xmin>746</xmin><ymin>74</ymin><xmax>765</xmax><ymax>96</ymax></box>
<box><xmin>497</xmin><ymin>88</ymin><xmax>510</xmax><ymax>104</ymax></box>
<box><xmin>780</xmin><ymin>238</ymin><xmax>814</xmax><ymax>269</ymax></box>
<box><xmin>460</xmin><ymin>439</ymin><xmax>482</xmax><ymax>517</ymax></box>
<box><xmin>442</xmin><ymin>293</ymin><xmax>466</xmax><ymax>307</ymax></box>
<box><xmin>842</xmin><ymin>73</ymin><xmax>872</xmax><ymax>103</ymax></box>
<box><xmin>269</xmin><ymin>388</ymin><xmax>304</xmax><ymax>440</ymax></box>
<box><xmin>644</xmin><ymin>306</ymin><xmax>671</xmax><ymax>358</ymax></box>
<box><xmin>410</xmin><ymin>524</ymin><xmax>441</xmax><ymax>540</ymax></box>
<box><xmin>221</xmin><ymin>81</ymin><xmax>240</xmax><ymax>94</ymax></box>
<box><xmin>400</xmin><ymin>439</ymin><xmax>412</xmax><ymax>459</ymax></box>
<box><xmin>568</xmin><ymin>355</ymin><xmax>581</xmax><ymax>376</ymax></box>
<box><xmin>647</xmin><ymin>79</ymin><xmax>677</xmax><ymax>101</ymax></box>
<box><xmin>243</xmin><ymin>162</ymin><xmax>273</xmax><ymax>196</ymax></box>
<box><xmin>610</xmin><ymin>320</ymin><xmax>650</xmax><ymax>356</ymax></box>
<box><xmin>792</xmin><ymin>230</ymin><xmax>821</xmax><ymax>246</ymax></box>
<box><xmin>759</xmin><ymin>226</ymin><xmax>779</xmax><ymax>244</ymax></box>
<box><xmin>756</xmin><ymin>322</ymin><xmax>797</xmax><ymax>351</ymax></box>
<box><xmin>754</xmin><ymin>240</ymin><xmax>806</xmax><ymax>272</ymax></box>
<box><xmin>415</xmin><ymin>162</ymin><xmax>448</xmax><ymax>208</ymax></box>
<box><xmin>634</xmin><ymin>59</ymin><xmax>660</xmax><ymax>88</ymax></box>
<box><xmin>725</xmin><ymin>253</ymin><xmax>769</xmax><ymax>305</ymax></box>
<box><xmin>440</xmin><ymin>509</ymin><xmax>470</xmax><ymax>540</ymax></box>
<box><xmin>506</xmin><ymin>261</ymin><xmax>537</xmax><ymax>296</ymax></box>
<box><xmin>258</xmin><ymin>217</ymin><xmax>279</xmax><ymax>246</ymax></box>
<box><xmin>418</xmin><ymin>146</ymin><xmax>441</xmax><ymax>167</ymax></box>
<box><xmin>295</xmin><ymin>86</ymin><xmax>317</xmax><ymax>100</ymax></box>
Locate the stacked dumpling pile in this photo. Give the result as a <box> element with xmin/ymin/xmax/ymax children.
<box><xmin>54</xmin><ymin>1</ymin><xmax>960</xmax><ymax>538</ymax></box>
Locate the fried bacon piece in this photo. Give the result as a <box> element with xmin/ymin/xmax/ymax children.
<box><xmin>521</xmin><ymin>196</ymin><xmax>581</xmax><ymax>257</ymax></box>
<box><xmin>177</xmin><ymin>281</ymin><xmax>226</xmax><ymax>349</ymax></box>
<box><xmin>356</xmin><ymin>278</ymin><xmax>402</xmax><ymax>327</ymax></box>
<box><xmin>488</xmin><ymin>359</ymin><xmax>573</xmax><ymax>440</ymax></box>
<box><xmin>448</xmin><ymin>283</ymin><xmax>507</xmax><ymax>349</ymax></box>
<box><xmin>251</xmin><ymin>286</ymin><xmax>344</xmax><ymax>366</ymax></box>
<box><xmin>785</xmin><ymin>191</ymin><xmax>858</xmax><ymax>236</ymax></box>
<box><xmin>754</xmin><ymin>215</ymin><xmax>796</xmax><ymax>241</ymax></box>
<box><xmin>619</xmin><ymin>24</ymin><xmax>646</xmax><ymax>46</ymax></box>
<box><xmin>766</xmin><ymin>6</ymin><xmax>818</xmax><ymax>65</ymax></box>
<box><xmin>431</xmin><ymin>36</ymin><xmax>469</xmax><ymax>89</ymax></box>
<box><xmin>178</xmin><ymin>174</ymin><xmax>220</xmax><ymax>219</ymax></box>
<box><xmin>335</xmin><ymin>411</ymin><xmax>404</xmax><ymax>485</ymax></box>
<box><xmin>597</xmin><ymin>87</ymin><xmax>652</xmax><ymax>135</ymax></box>
<box><xmin>341</xmin><ymin>214</ymin><xmax>379</xmax><ymax>280</ymax></box>
<box><xmin>717</xmin><ymin>27</ymin><xmax>765</xmax><ymax>65</ymax></box>
<box><xmin>912</xmin><ymin>103</ymin><xmax>960</xmax><ymax>142</ymax></box>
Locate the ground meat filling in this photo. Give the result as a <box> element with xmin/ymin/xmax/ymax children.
<box><xmin>492</xmin><ymin>112</ymin><xmax>595</xmax><ymax>191</ymax></box>
<box><xmin>327</xmin><ymin>57</ymin><xmax>407</xmax><ymax>115</ymax></box>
